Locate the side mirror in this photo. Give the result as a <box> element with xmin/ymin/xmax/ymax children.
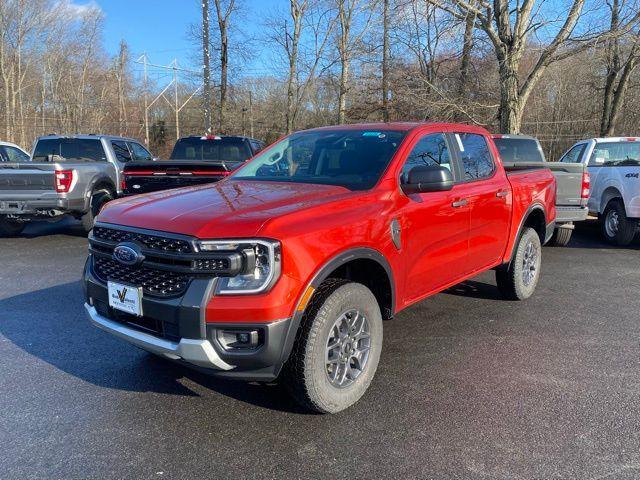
<box><xmin>402</xmin><ymin>165</ymin><xmax>454</xmax><ymax>194</ymax></box>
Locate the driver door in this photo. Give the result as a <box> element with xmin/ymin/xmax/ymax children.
<box><xmin>397</xmin><ymin>132</ymin><xmax>470</xmax><ymax>304</ymax></box>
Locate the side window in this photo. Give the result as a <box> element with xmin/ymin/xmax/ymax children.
<box><xmin>111</xmin><ymin>141</ymin><xmax>132</xmax><ymax>162</ymax></box>
<box><xmin>456</xmin><ymin>133</ymin><xmax>495</xmax><ymax>181</ymax></box>
<box><xmin>400</xmin><ymin>133</ymin><xmax>452</xmax><ymax>183</ymax></box>
<box><xmin>128</xmin><ymin>142</ymin><xmax>153</xmax><ymax>161</ymax></box>
<box><xmin>560</xmin><ymin>144</ymin><xmax>586</xmax><ymax>164</ymax></box>
<box><xmin>1</xmin><ymin>146</ymin><xmax>29</xmax><ymax>162</ymax></box>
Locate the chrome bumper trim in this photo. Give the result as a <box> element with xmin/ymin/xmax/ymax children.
<box><xmin>84</xmin><ymin>304</ymin><xmax>233</xmax><ymax>371</ymax></box>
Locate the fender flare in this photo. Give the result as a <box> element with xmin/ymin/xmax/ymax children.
<box><xmin>275</xmin><ymin>247</ymin><xmax>396</xmax><ymax>375</ymax></box>
<box><xmin>504</xmin><ymin>202</ymin><xmax>547</xmax><ymax>267</ymax></box>
<box><xmin>600</xmin><ymin>186</ymin><xmax>624</xmax><ymax>215</ymax></box>
<box><xmin>83</xmin><ymin>175</ymin><xmax>116</xmax><ymax>211</ymax></box>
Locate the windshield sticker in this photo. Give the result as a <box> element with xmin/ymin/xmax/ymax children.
<box><xmin>363</xmin><ymin>132</ymin><xmax>385</xmax><ymax>138</ymax></box>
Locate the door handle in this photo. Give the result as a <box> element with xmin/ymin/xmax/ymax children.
<box><xmin>452</xmin><ymin>199</ymin><xmax>468</xmax><ymax>208</ymax></box>
<box><xmin>496</xmin><ymin>190</ymin><xmax>509</xmax><ymax>198</ymax></box>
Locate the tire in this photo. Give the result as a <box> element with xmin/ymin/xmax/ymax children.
<box><xmin>81</xmin><ymin>188</ymin><xmax>114</xmax><ymax>232</ymax></box>
<box><xmin>283</xmin><ymin>279</ymin><xmax>383</xmax><ymax>414</ymax></box>
<box><xmin>496</xmin><ymin>227</ymin><xmax>542</xmax><ymax>301</ymax></box>
<box><xmin>549</xmin><ymin>226</ymin><xmax>572</xmax><ymax>247</ymax></box>
<box><xmin>601</xmin><ymin>199</ymin><xmax>637</xmax><ymax>246</ymax></box>
<box><xmin>0</xmin><ymin>216</ymin><xmax>25</xmax><ymax>237</ymax></box>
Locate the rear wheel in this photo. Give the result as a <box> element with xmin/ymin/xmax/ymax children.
<box><xmin>601</xmin><ymin>199</ymin><xmax>637</xmax><ymax>246</ymax></box>
<box><xmin>496</xmin><ymin>227</ymin><xmax>542</xmax><ymax>301</ymax></box>
<box><xmin>81</xmin><ymin>188</ymin><xmax>114</xmax><ymax>232</ymax></box>
<box><xmin>0</xmin><ymin>216</ymin><xmax>25</xmax><ymax>237</ymax></box>
<box><xmin>283</xmin><ymin>279</ymin><xmax>383</xmax><ymax>414</ymax></box>
<box><xmin>549</xmin><ymin>226</ymin><xmax>572</xmax><ymax>247</ymax></box>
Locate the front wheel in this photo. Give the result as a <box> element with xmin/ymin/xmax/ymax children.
<box><xmin>283</xmin><ymin>279</ymin><xmax>383</xmax><ymax>414</ymax></box>
<box><xmin>601</xmin><ymin>200</ymin><xmax>637</xmax><ymax>246</ymax></box>
<box><xmin>496</xmin><ymin>227</ymin><xmax>542</xmax><ymax>301</ymax></box>
<box><xmin>0</xmin><ymin>216</ymin><xmax>25</xmax><ymax>237</ymax></box>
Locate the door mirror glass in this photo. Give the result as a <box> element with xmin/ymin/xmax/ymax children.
<box><xmin>402</xmin><ymin>165</ymin><xmax>454</xmax><ymax>194</ymax></box>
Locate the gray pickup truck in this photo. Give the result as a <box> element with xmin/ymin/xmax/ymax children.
<box><xmin>492</xmin><ymin>134</ymin><xmax>590</xmax><ymax>246</ymax></box>
<box><xmin>0</xmin><ymin>134</ymin><xmax>154</xmax><ymax>235</ymax></box>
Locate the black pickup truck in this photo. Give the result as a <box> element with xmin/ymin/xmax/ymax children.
<box><xmin>122</xmin><ymin>135</ymin><xmax>265</xmax><ymax>195</ymax></box>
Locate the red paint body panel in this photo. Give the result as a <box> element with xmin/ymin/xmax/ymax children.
<box><xmin>98</xmin><ymin>122</ymin><xmax>556</xmax><ymax>324</ymax></box>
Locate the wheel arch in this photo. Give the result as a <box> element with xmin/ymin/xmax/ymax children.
<box><xmin>600</xmin><ymin>187</ymin><xmax>624</xmax><ymax>215</ymax></box>
<box><xmin>84</xmin><ymin>175</ymin><xmax>117</xmax><ymax>211</ymax></box>
<box><xmin>503</xmin><ymin>203</ymin><xmax>547</xmax><ymax>267</ymax></box>
<box><xmin>276</xmin><ymin>248</ymin><xmax>396</xmax><ymax>375</ymax></box>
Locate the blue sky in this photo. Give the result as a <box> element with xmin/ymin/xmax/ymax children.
<box><xmin>79</xmin><ymin>0</ymin><xmax>281</xmax><ymax>71</ymax></box>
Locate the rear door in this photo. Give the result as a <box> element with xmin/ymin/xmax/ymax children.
<box><xmin>452</xmin><ymin>132</ymin><xmax>511</xmax><ymax>273</ymax></box>
<box><xmin>397</xmin><ymin>131</ymin><xmax>470</xmax><ymax>302</ymax></box>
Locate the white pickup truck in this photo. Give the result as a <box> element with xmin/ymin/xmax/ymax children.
<box><xmin>558</xmin><ymin>137</ymin><xmax>640</xmax><ymax>245</ymax></box>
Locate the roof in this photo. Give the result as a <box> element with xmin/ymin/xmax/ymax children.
<box><xmin>37</xmin><ymin>134</ymin><xmax>142</xmax><ymax>143</ymax></box>
<box><xmin>179</xmin><ymin>135</ymin><xmax>263</xmax><ymax>143</ymax></box>
<box><xmin>491</xmin><ymin>133</ymin><xmax>538</xmax><ymax>140</ymax></box>
<box><xmin>591</xmin><ymin>136</ymin><xmax>639</xmax><ymax>143</ymax></box>
<box><xmin>304</xmin><ymin>121</ymin><xmax>491</xmax><ymax>134</ymax></box>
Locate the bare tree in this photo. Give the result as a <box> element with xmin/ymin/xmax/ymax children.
<box><xmin>427</xmin><ymin>0</ymin><xmax>640</xmax><ymax>133</ymax></box>
<box><xmin>271</xmin><ymin>0</ymin><xmax>338</xmax><ymax>133</ymax></box>
<box><xmin>202</xmin><ymin>0</ymin><xmax>212</xmax><ymax>133</ymax></box>
<box><xmin>381</xmin><ymin>0</ymin><xmax>390</xmax><ymax>121</ymax></box>
<box><xmin>335</xmin><ymin>0</ymin><xmax>375</xmax><ymax>124</ymax></box>
<box><xmin>212</xmin><ymin>0</ymin><xmax>235</xmax><ymax>132</ymax></box>
<box><xmin>600</xmin><ymin>0</ymin><xmax>640</xmax><ymax>135</ymax></box>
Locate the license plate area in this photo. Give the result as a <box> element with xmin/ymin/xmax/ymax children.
<box><xmin>108</xmin><ymin>281</ymin><xmax>143</xmax><ymax>316</ymax></box>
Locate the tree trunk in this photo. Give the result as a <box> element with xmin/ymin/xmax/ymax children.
<box><xmin>498</xmin><ymin>57</ymin><xmax>523</xmax><ymax>133</ymax></box>
<box><xmin>458</xmin><ymin>5</ymin><xmax>475</xmax><ymax>96</ymax></box>
<box><xmin>381</xmin><ymin>0</ymin><xmax>390</xmax><ymax>122</ymax></box>
<box><xmin>600</xmin><ymin>0</ymin><xmax>620</xmax><ymax>136</ymax></box>
<box><xmin>202</xmin><ymin>0</ymin><xmax>212</xmax><ymax>134</ymax></box>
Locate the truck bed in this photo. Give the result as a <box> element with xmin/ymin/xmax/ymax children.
<box><xmin>122</xmin><ymin>160</ymin><xmax>240</xmax><ymax>195</ymax></box>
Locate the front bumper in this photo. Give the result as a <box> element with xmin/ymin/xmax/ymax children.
<box><xmin>85</xmin><ymin>304</ymin><xmax>233</xmax><ymax>370</ymax></box>
<box><xmin>84</xmin><ymin>255</ymin><xmax>294</xmax><ymax>381</ymax></box>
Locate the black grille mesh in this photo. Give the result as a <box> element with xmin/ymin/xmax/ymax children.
<box><xmin>94</xmin><ymin>256</ymin><xmax>189</xmax><ymax>297</ymax></box>
<box><xmin>93</xmin><ymin>226</ymin><xmax>192</xmax><ymax>253</ymax></box>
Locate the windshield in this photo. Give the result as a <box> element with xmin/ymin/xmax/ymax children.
<box><xmin>590</xmin><ymin>141</ymin><xmax>640</xmax><ymax>166</ymax></box>
<box><xmin>231</xmin><ymin>129</ymin><xmax>407</xmax><ymax>190</ymax></box>
<box><xmin>32</xmin><ymin>139</ymin><xmax>105</xmax><ymax>162</ymax></box>
<box><xmin>493</xmin><ymin>138</ymin><xmax>545</xmax><ymax>163</ymax></box>
<box><xmin>170</xmin><ymin>137</ymin><xmax>252</xmax><ymax>162</ymax></box>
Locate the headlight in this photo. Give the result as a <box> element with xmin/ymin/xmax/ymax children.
<box><xmin>197</xmin><ymin>239</ymin><xmax>281</xmax><ymax>294</ymax></box>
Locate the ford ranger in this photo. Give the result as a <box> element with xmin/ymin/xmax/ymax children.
<box><xmin>0</xmin><ymin>134</ymin><xmax>154</xmax><ymax>235</ymax></box>
<box><xmin>83</xmin><ymin>122</ymin><xmax>556</xmax><ymax>413</ymax></box>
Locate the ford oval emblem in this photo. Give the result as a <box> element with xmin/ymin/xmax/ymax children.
<box><xmin>113</xmin><ymin>243</ymin><xmax>143</xmax><ymax>266</ymax></box>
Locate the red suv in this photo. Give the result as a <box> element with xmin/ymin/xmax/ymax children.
<box><xmin>83</xmin><ymin>122</ymin><xmax>556</xmax><ymax>413</ymax></box>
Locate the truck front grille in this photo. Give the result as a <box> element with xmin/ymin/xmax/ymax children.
<box><xmin>93</xmin><ymin>256</ymin><xmax>190</xmax><ymax>297</ymax></box>
<box><xmin>92</xmin><ymin>226</ymin><xmax>193</xmax><ymax>253</ymax></box>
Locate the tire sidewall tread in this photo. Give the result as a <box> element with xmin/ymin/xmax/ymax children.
<box><xmin>284</xmin><ymin>279</ymin><xmax>383</xmax><ymax>414</ymax></box>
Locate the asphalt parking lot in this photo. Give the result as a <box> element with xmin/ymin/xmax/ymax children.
<box><xmin>1</xmin><ymin>218</ymin><xmax>639</xmax><ymax>479</ymax></box>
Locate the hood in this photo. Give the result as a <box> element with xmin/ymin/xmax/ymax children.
<box><xmin>98</xmin><ymin>180</ymin><xmax>356</xmax><ymax>238</ymax></box>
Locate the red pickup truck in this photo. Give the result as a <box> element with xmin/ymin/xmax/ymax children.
<box><xmin>83</xmin><ymin>122</ymin><xmax>556</xmax><ymax>413</ymax></box>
